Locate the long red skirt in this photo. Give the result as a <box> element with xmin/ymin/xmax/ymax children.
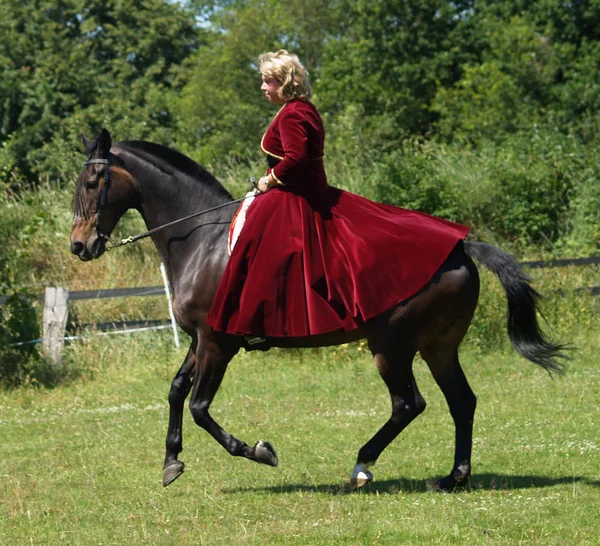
<box><xmin>206</xmin><ymin>186</ymin><xmax>469</xmax><ymax>337</ymax></box>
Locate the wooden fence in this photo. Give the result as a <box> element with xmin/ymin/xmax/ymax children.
<box><xmin>2</xmin><ymin>264</ymin><xmax>180</xmax><ymax>363</ymax></box>
<box><xmin>1</xmin><ymin>256</ymin><xmax>598</xmax><ymax>363</ymax></box>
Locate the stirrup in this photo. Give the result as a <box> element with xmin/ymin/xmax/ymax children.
<box><xmin>245</xmin><ymin>335</ymin><xmax>266</xmax><ymax>345</ymax></box>
<box><xmin>243</xmin><ymin>335</ymin><xmax>270</xmax><ymax>352</ymax></box>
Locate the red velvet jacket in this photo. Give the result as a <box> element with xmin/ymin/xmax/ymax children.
<box><xmin>206</xmin><ymin>97</ymin><xmax>470</xmax><ymax>337</ymax></box>
<box><xmin>261</xmin><ymin>100</ymin><xmax>327</xmax><ymax>189</ymax></box>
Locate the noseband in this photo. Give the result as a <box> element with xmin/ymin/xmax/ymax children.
<box><xmin>84</xmin><ymin>157</ymin><xmax>112</xmax><ymax>241</ymax></box>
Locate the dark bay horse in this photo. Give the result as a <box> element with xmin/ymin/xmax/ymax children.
<box><xmin>71</xmin><ymin>129</ymin><xmax>566</xmax><ymax>490</ymax></box>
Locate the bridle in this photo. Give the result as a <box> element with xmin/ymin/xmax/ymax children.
<box><xmin>82</xmin><ymin>155</ymin><xmax>258</xmax><ymax>250</ymax></box>
<box><xmin>84</xmin><ymin>157</ymin><xmax>112</xmax><ymax>241</ymax></box>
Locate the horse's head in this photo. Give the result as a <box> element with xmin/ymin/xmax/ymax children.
<box><xmin>71</xmin><ymin>129</ymin><xmax>136</xmax><ymax>261</ymax></box>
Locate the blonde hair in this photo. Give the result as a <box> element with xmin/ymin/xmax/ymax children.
<box><xmin>258</xmin><ymin>49</ymin><xmax>311</xmax><ymax>102</ymax></box>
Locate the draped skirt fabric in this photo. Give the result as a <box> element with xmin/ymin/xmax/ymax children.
<box><xmin>206</xmin><ymin>186</ymin><xmax>469</xmax><ymax>337</ymax></box>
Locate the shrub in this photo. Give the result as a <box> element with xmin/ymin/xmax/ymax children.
<box><xmin>0</xmin><ymin>292</ymin><xmax>42</xmax><ymax>387</ymax></box>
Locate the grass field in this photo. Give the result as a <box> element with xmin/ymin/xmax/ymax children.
<box><xmin>0</xmin><ymin>324</ymin><xmax>598</xmax><ymax>545</ymax></box>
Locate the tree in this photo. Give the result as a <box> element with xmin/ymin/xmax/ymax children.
<box><xmin>173</xmin><ymin>0</ymin><xmax>337</xmax><ymax>164</ymax></box>
<box><xmin>431</xmin><ymin>1</ymin><xmax>600</xmax><ymax>143</ymax></box>
<box><xmin>432</xmin><ymin>14</ymin><xmax>562</xmax><ymax>142</ymax></box>
<box><xmin>317</xmin><ymin>0</ymin><xmax>478</xmax><ymax>138</ymax></box>
<box><xmin>0</xmin><ymin>0</ymin><xmax>199</xmax><ymax>185</ymax></box>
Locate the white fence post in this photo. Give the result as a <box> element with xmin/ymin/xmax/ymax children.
<box><xmin>160</xmin><ymin>263</ymin><xmax>180</xmax><ymax>348</ymax></box>
<box><xmin>42</xmin><ymin>287</ymin><xmax>69</xmax><ymax>363</ymax></box>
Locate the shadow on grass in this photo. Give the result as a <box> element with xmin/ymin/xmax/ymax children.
<box><xmin>223</xmin><ymin>473</ymin><xmax>600</xmax><ymax>496</ymax></box>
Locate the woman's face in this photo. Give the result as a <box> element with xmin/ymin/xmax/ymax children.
<box><xmin>261</xmin><ymin>75</ymin><xmax>284</xmax><ymax>104</ymax></box>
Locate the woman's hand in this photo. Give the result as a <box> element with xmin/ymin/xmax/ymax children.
<box><xmin>257</xmin><ymin>175</ymin><xmax>273</xmax><ymax>193</ymax></box>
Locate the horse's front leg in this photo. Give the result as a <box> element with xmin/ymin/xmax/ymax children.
<box><xmin>163</xmin><ymin>343</ymin><xmax>196</xmax><ymax>486</ymax></box>
<box><xmin>188</xmin><ymin>334</ymin><xmax>278</xmax><ymax>468</ymax></box>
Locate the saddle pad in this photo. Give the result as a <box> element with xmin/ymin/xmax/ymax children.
<box><xmin>228</xmin><ymin>190</ymin><xmax>257</xmax><ymax>255</ymax></box>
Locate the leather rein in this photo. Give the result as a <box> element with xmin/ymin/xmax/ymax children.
<box><xmin>84</xmin><ymin>156</ymin><xmax>257</xmax><ymax>251</ymax></box>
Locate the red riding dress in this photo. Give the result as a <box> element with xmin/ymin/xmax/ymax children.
<box><xmin>206</xmin><ymin>100</ymin><xmax>469</xmax><ymax>337</ymax></box>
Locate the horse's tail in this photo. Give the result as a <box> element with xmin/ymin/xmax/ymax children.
<box><xmin>464</xmin><ymin>241</ymin><xmax>568</xmax><ymax>375</ymax></box>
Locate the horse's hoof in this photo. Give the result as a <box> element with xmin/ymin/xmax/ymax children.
<box><xmin>254</xmin><ymin>440</ymin><xmax>278</xmax><ymax>467</ymax></box>
<box><xmin>427</xmin><ymin>471</ymin><xmax>470</xmax><ymax>493</ymax></box>
<box><xmin>426</xmin><ymin>479</ymin><xmax>450</xmax><ymax>493</ymax></box>
<box><xmin>349</xmin><ymin>463</ymin><xmax>373</xmax><ymax>491</ymax></box>
<box><xmin>430</xmin><ymin>462</ymin><xmax>471</xmax><ymax>493</ymax></box>
<box><xmin>163</xmin><ymin>461</ymin><xmax>185</xmax><ymax>487</ymax></box>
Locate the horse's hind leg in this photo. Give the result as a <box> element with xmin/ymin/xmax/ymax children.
<box><xmin>352</xmin><ymin>343</ymin><xmax>425</xmax><ymax>488</ymax></box>
<box><xmin>420</xmin><ymin>344</ymin><xmax>476</xmax><ymax>492</ymax></box>
<box><xmin>163</xmin><ymin>343</ymin><xmax>196</xmax><ymax>486</ymax></box>
<box><xmin>187</xmin><ymin>333</ymin><xmax>278</xmax><ymax>468</ymax></box>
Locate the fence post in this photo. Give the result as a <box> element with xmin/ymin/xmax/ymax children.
<box><xmin>42</xmin><ymin>287</ymin><xmax>69</xmax><ymax>363</ymax></box>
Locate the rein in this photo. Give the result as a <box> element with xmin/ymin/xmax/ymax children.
<box><xmin>84</xmin><ymin>155</ymin><xmax>257</xmax><ymax>250</ymax></box>
<box><xmin>108</xmin><ymin>191</ymin><xmax>257</xmax><ymax>250</ymax></box>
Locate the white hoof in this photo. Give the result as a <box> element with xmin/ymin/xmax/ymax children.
<box><xmin>350</xmin><ymin>463</ymin><xmax>374</xmax><ymax>490</ymax></box>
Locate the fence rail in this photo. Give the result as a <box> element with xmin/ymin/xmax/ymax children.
<box><xmin>0</xmin><ymin>286</ymin><xmax>166</xmax><ymax>305</ymax></box>
<box><xmin>2</xmin><ymin>255</ymin><xmax>598</xmax><ymax>307</ymax></box>
<box><xmin>1</xmin><ymin>256</ymin><xmax>598</xmax><ymax>361</ymax></box>
<box><xmin>2</xmin><ymin>264</ymin><xmax>180</xmax><ymax>362</ymax></box>
<box><xmin>520</xmin><ymin>256</ymin><xmax>600</xmax><ymax>269</ymax></box>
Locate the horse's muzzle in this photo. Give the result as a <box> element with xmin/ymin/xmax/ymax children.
<box><xmin>71</xmin><ymin>237</ymin><xmax>105</xmax><ymax>261</ymax></box>
<box><xmin>71</xmin><ymin>239</ymin><xmax>92</xmax><ymax>261</ymax></box>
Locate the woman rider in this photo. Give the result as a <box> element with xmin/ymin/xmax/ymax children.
<box><xmin>206</xmin><ymin>50</ymin><xmax>469</xmax><ymax>340</ymax></box>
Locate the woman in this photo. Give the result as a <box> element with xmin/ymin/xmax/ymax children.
<box><xmin>206</xmin><ymin>50</ymin><xmax>469</xmax><ymax>338</ymax></box>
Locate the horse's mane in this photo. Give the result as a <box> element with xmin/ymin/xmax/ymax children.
<box><xmin>116</xmin><ymin>141</ymin><xmax>233</xmax><ymax>200</ymax></box>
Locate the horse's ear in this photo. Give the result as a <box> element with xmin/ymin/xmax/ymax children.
<box><xmin>81</xmin><ymin>135</ymin><xmax>97</xmax><ymax>155</ymax></box>
<box><xmin>97</xmin><ymin>128</ymin><xmax>112</xmax><ymax>157</ymax></box>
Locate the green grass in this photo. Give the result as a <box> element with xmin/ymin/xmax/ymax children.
<box><xmin>0</xmin><ymin>326</ymin><xmax>598</xmax><ymax>545</ymax></box>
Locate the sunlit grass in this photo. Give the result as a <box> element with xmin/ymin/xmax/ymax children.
<box><xmin>0</xmin><ymin>325</ymin><xmax>598</xmax><ymax>545</ymax></box>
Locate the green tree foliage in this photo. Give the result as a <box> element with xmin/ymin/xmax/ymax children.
<box><xmin>0</xmin><ymin>0</ymin><xmax>598</xmax><ymax>244</ymax></box>
<box><xmin>317</xmin><ymin>0</ymin><xmax>478</xmax><ymax>138</ymax></box>
<box><xmin>0</xmin><ymin>0</ymin><xmax>199</xmax><ymax>184</ymax></box>
<box><xmin>432</xmin><ymin>2</ymin><xmax>600</xmax><ymax>143</ymax></box>
<box><xmin>433</xmin><ymin>15</ymin><xmax>563</xmax><ymax>141</ymax></box>
<box><xmin>174</xmin><ymin>0</ymin><xmax>335</xmax><ymax>164</ymax></box>
<box><xmin>425</xmin><ymin>3</ymin><xmax>600</xmax><ymax>252</ymax></box>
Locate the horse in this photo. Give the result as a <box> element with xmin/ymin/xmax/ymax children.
<box><xmin>71</xmin><ymin>128</ymin><xmax>566</xmax><ymax>490</ymax></box>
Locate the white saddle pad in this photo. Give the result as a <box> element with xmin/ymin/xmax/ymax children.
<box><xmin>228</xmin><ymin>190</ymin><xmax>258</xmax><ymax>255</ymax></box>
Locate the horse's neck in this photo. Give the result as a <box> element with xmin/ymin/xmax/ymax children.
<box><xmin>130</xmin><ymin>165</ymin><xmax>231</xmax><ymax>227</ymax></box>
<box><xmin>123</xmin><ymin>152</ymin><xmax>233</xmax><ymax>282</ymax></box>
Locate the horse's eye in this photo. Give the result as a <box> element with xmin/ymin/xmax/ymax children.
<box><xmin>86</xmin><ymin>180</ymin><xmax>99</xmax><ymax>190</ymax></box>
